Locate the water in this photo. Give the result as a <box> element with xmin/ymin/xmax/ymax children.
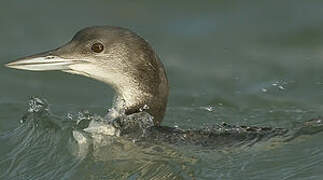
<box><xmin>1</xmin><ymin>0</ymin><xmax>323</xmax><ymax>179</ymax></box>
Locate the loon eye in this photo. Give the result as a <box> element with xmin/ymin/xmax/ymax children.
<box><xmin>91</xmin><ymin>42</ymin><xmax>104</xmax><ymax>53</ymax></box>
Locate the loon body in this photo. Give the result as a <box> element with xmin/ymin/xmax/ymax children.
<box><xmin>6</xmin><ymin>26</ymin><xmax>168</xmax><ymax>126</ymax></box>
<box><xmin>7</xmin><ymin>25</ymin><xmax>318</xmax><ymax>147</ymax></box>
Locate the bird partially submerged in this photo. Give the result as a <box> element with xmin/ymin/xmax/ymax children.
<box><xmin>6</xmin><ymin>26</ymin><xmax>322</xmax><ymax>147</ymax></box>
<box><xmin>6</xmin><ymin>26</ymin><xmax>168</xmax><ymax>126</ymax></box>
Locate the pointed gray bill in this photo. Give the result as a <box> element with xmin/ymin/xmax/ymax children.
<box><xmin>5</xmin><ymin>52</ymin><xmax>76</xmax><ymax>71</ymax></box>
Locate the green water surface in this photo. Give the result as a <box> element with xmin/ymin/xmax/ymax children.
<box><xmin>1</xmin><ymin>0</ymin><xmax>323</xmax><ymax>179</ymax></box>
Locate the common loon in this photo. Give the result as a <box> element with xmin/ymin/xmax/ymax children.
<box><xmin>6</xmin><ymin>26</ymin><xmax>168</xmax><ymax>126</ymax></box>
<box><xmin>7</xmin><ymin>26</ymin><xmax>320</xmax><ymax>147</ymax></box>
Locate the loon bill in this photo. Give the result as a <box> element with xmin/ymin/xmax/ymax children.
<box><xmin>5</xmin><ymin>26</ymin><xmax>169</xmax><ymax>126</ymax></box>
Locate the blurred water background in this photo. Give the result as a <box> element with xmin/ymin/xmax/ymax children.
<box><xmin>1</xmin><ymin>0</ymin><xmax>323</xmax><ymax>179</ymax></box>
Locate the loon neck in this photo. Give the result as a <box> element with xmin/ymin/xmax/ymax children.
<box><xmin>109</xmin><ymin>60</ymin><xmax>169</xmax><ymax>126</ymax></box>
<box><xmin>113</xmin><ymin>85</ymin><xmax>153</xmax><ymax>113</ymax></box>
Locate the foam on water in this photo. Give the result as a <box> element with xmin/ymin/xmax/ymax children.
<box><xmin>0</xmin><ymin>97</ymin><xmax>199</xmax><ymax>179</ymax></box>
<box><xmin>1</xmin><ymin>97</ymin><xmax>323</xmax><ymax>179</ymax></box>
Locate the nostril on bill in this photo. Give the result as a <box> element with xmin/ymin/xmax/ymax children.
<box><xmin>45</xmin><ymin>56</ymin><xmax>55</xmax><ymax>60</ymax></box>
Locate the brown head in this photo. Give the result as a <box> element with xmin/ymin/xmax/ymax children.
<box><xmin>6</xmin><ymin>26</ymin><xmax>169</xmax><ymax>125</ymax></box>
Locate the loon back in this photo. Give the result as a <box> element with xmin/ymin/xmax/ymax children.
<box><xmin>6</xmin><ymin>26</ymin><xmax>169</xmax><ymax>125</ymax></box>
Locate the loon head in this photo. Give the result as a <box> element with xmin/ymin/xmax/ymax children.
<box><xmin>6</xmin><ymin>26</ymin><xmax>169</xmax><ymax>126</ymax></box>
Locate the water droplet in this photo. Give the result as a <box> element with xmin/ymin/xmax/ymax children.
<box><xmin>278</xmin><ymin>85</ymin><xmax>285</xmax><ymax>90</ymax></box>
<box><xmin>139</xmin><ymin>104</ymin><xmax>150</xmax><ymax>112</ymax></box>
<box><xmin>27</xmin><ymin>97</ymin><xmax>49</xmax><ymax>113</ymax></box>
<box><xmin>271</xmin><ymin>80</ymin><xmax>288</xmax><ymax>90</ymax></box>
<box><xmin>66</xmin><ymin>113</ymin><xmax>73</xmax><ymax>120</ymax></box>
<box><xmin>261</xmin><ymin>88</ymin><xmax>268</xmax><ymax>92</ymax></box>
<box><xmin>204</xmin><ymin>106</ymin><xmax>215</xmax><ymax>112</ymax></box>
